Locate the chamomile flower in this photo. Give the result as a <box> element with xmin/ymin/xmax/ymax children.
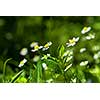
<box><xmin>81</xmin><ymin>27</ymin><xmax>91</xmax><ymax>34</ymax></box>
<box><xmin>30</xmin><ymin>42</ymin><xmax>38</xmax><ymax>48</ymax></box>
<box><xmin>80</xmin><ymin>61</ymin><xmax>88</xmax><ymax>66</ymax></box>
<box><xmin>31</xmin><ymin>44</ymin><xmax>43</xmax><ymax>52</ymax></box>
<box><xmin>66</xmin><ymin>37</ymin><xmax>79</xmax><ymax>47</ymax></box>
<box><xmin>42</xmin><ymin>63</ymin><xmax>48</xmax><ymax>70</ymax></box>
<box><xmin>18</xmin><ymin>58</ymin><xmax>27</xmax><ymax>67</ymax></box>
<box><xmin>42</xmin><ymin>41</ymin><xmax>52</xmax><ymax>51</ymax></box>
<box><xmin>20</xmin><ymin>48</ymin><xmax>28</xmax><ymax>56</ymax></box>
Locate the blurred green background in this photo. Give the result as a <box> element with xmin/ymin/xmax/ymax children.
<box><xmin>0</xmin><ymin>16</ymin><xmax>100</xmax><ymax>82</ymax></box>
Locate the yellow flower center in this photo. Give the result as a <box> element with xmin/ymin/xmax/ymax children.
<box><xmin>44</xmin><ymin>44</ymin><xmax>49</xmax><ymax>48</ymax></box>
<box><xmin>20</xmin><ymin>61</ymin><xmax>24</xmax><ymax>65</ymax></box>
<box><xmin>69</xmin><ymin>39</ymin><xmax>75</xmax><ymax>44</ymax></box>
<box><xmin>34</xmin><ymin>45</ymin><xmax>39</xmax><ymax>50</ymax></box>
<box><xmin>83</xmin><ymin>27</ymin><xmax>88</xmax><ymax>31</ymax></box>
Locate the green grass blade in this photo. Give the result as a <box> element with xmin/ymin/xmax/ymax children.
<box><xmin>3</xmin><ymin>58</ymin><xmax>12</xmax><ymax>83</ymax></box>
<box><xmin>10</xmin><ymin>70</ymin><xmax>24</xmax><ymax>83</ymax></box>
<box><xmin>37</xmin><ymin>61</ymin><xmax>42</xmax><ymax>83</ymax></box>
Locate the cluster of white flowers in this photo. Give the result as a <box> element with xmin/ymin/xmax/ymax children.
<box><xmin>66</xmin><ymin>26</ymin><xmax>92</xmax><ymax>47</ymax></box>
<box><xmin>30</xmin><ymin>41</ymin><xmax>52</xmax><ymax>52</ymax></box>
<box><xmin>18</xmin><ymin>41</ymin><xmax>52</xmax><ymax>68</ymax></box>
<box><xmin>31</xmin><ymin>42</ymin><xmax>43</xmax><ymax>52</ymax></box>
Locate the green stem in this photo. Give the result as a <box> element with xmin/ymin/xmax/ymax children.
<box><xmin>3</xmin><ymin>58</ymin><xmax>12</xmax><ymax>83</ymax></box>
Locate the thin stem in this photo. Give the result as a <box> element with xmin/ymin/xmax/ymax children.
<box><xmin>3</xmin><ymin>58</ymin><xmax>12</xmax><ymax>83</ymax></box>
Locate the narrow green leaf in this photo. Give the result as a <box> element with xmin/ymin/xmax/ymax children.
<box><xmin>59</xmin><ymin>45</ymin><xmax>65</xmax><ymax>57</ymax></box>
<box><xmin>10</xmin><ymin>70</ymin><xmax>24</xmax><ymax>83</ymax></box>
<box><xmin>36</xmin><ymin>61</ymin><xmax>42</xmax><ymax>83</ymax></box>
<box><xmin>3</xmin><ymin>58</ymin><xmax>12</xmax><ymax>82</ymax></box>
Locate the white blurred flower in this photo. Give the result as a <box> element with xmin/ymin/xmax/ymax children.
<box><xmin>42</xmin><ymin>63</ymin><xmax>48</xmax><ymax>70</ymax></box>
<box><xmin>30</xmin><ymin>42</ymin><xmax>38</xmax><ymax>48</ymax></box>
<box><xmin>93</xmin><ymin>51</ymin><xmax>100</xmax><ymax>60</ymax></box>
<box><xmin>18</xmin><ymin>58</ymin><xmax>27</xmax><ymax>67</ymax></box>
<box><xmin>47</xmin><ymin>54</ymin><xmax>50</xmax><ymax>57</ymax></box>
<box><xmin>80</xmin><ymin>61</ymin><xmax>88</xmax><ymax>66</ymax></box>
<box><xmin>46</xmin><ymin>79</ymin><xmax>53</xmax><ymax>83</ymax></box>
<box><xmin>93</xmin><ymin>54</ymin><xmax>99</xmax><ymax>60</ymax></box>
<box><xmin>80</xmin><ymin>48</ymin><xmax>86</xmax><ymax>53</ymax></box>
<box><xmin>42</xmin><ymin>41</ymin><xmax>52</xmax><ymax>51</ymax></box>
<box><xmin>31</xmin><ymin>45</ymin><xmax>43</xmax><ymax>52</ymax></box>
<box><xmin>66</xmin><ymin>37</ymin><xmax>79</xmax><ymax>47</ymax></box>
<box><xmin>92</xmin><ymin>45</ymin><xmax>100</xmax><ymax>51</ymax></box>
<box><xmin>85</xmin><ymin>33</ymin><xmax>95</xmax><ymax>40</ymax></box>
<box><xmin>20</xmin><ymin>48</ymin><xmax>28</xmax><ymax>56</ymax></box>
<box><xmin>81</xmin><ymin>27</ymin><xmax>91</xmax><ymax>34</ymax></box>
<box><xmin>33</xmin><ymin>55</ymin><xmax>40</xmax><ymax>62</ymax></box>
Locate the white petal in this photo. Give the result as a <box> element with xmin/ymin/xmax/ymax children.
<box><xmin>42</xmin><ymin>63</ymin><xmax>48</xmax><ymax>70</ymax></box>
<box><xmin>30</xmin><ymin>42</ymin><xmax>38</xmax><ymax>48</ymax></box>
<box><xmin>80</xmin><ymin>48</ymin><xmax>86</xmax><ymax>53</ymax></box>
<box><xmin>20</xmin><ymin>48</ymin><xmax>28</xmax><ymax>56</ymax></box>
<box><xmin>80</xmin><ymin>61</ymin><xmax>88</xmax><ymax>66</ymax></box>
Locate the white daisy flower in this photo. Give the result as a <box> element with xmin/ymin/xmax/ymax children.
<box><xmin>20</xmin><ymin>48</ymin><xmax>28</xmax><ymax>56</ymax></box>
<box><xmin>30</xmin><ymin>42</ymin><xmax>38</xmax><ymax>48</ymax></box>
<box><xmin>80</xmin><ymin>48</ymin><xmax>86</xmax><ymax>53</ymax></box>
<box><xmin>81</xmin><ymin>27</ymin><xmax>91</xmax><ymax>34</ymax></box>
<box><xmin>80</xmin><ymin>61</ymin><xmax>88</xmax><ymax>66</ymax></box>
<box><xmin>42</xmin><ymin>63</ymin><xmax>48</xmax><ymax>70</ymax></box>
<box><xmin>31</xmin><ymin>45</ymin><xmax>43</xmax><ymax>52</ymax></box>
<box><xmin>42</xmin><ymin>41</ymin><xmax>52</xmax><ymax>51</ymax></box>
<box><xmin>66</xmin><ymin>37</ymin><xmax>79</xmax><ymax>47</ymax></box>
<box><xmin>18</xmin><ymin>58</ymin><xmax>27</xmax><ymax>67</ymax></box>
